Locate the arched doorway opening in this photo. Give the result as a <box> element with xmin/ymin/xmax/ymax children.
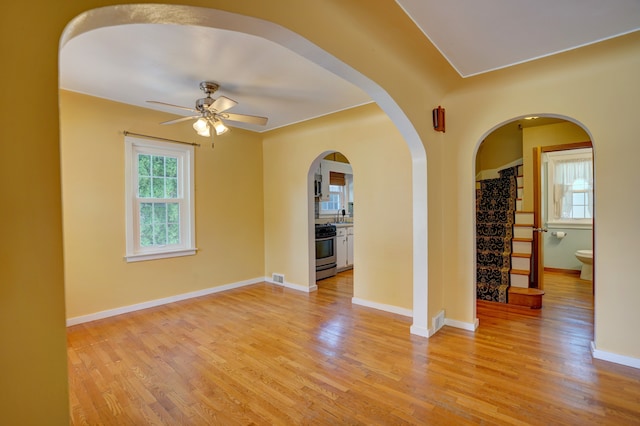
<box><xmin>474</xmin><ymin>115</ymin><xmax>595</xmax><ymax>331</ymax></box>
<box><xmin>309</xmin><ymin>151</ymin><xmax>354</xmax><ymax>295</ymax></box>
<box><xmin>60</xmin><ymin>4</ymin><xmax>430</xmax><ymax>336</ymax></box>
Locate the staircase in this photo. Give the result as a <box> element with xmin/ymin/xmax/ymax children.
<box><xmin>476</xmin><ymin>164</ymin><xmax>544</xmax><ymax>307</ymax></box>
<box><xmin>511</xmin><ymin>169</ymin><xmax>533</xmax><ymax>288</ymax></box>
<box><xmin>475</xmin><ymin>166</ymin><xmax>518</xmax><ymax>303</ymax></box>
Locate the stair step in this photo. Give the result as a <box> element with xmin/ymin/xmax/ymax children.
<box><xmin>511</xmin><ymin>256</ymin><xmax>530</xmax><ymax>271</ymax></box>
<box><xmin>515</xmin><ymin>211</ymin><xmax>534</xmax><ymax>225</ymax></box>
<box><xmin>512</xmin><ymin>237</ymin><xmax>532</xmax><ymax>255</ymax></box>
<box><xmin>508</xmin><ymin>287</ymin><xmax>544</xmax><ymax>309</ymax></box>
<box><xmin>510</xmin><ymin>273</ymin><xmax>529</xmax><ymax>288</ymax></box>
<box><xmin>513</xmin><ymin>225</ymin><xmax>533</xmax><ymax>239</ymax></box>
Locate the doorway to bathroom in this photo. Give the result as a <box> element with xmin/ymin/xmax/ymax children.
<box><xmin>534</xmin><ymin>142</ymin><xmax>594</xmax><ymax>291</ymax></box>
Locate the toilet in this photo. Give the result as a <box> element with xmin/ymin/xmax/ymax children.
<box><xmin>575</xmin><ymin>250</ymin><xmax>593</xmax><ymax>281</ymax></box>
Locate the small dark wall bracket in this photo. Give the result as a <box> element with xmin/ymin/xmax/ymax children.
<box><xmin>432</xmin><ymin>106</ymin><xmax>445</xmax><ymax>132</ymax></box>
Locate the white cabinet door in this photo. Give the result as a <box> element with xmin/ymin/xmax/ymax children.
<box><xmin>336</xmin><ymin>227</ymin><xmax>347</xmax><ymax>270</ymax></box>
<box><xmin>346</xmin><ymin>226</ymin><xmax>354</xmax><ymax>267</ymax></box>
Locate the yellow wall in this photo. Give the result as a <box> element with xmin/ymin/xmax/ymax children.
<box><xmin>476</xmin><ymin>122</ymin><xmax>523</xmax><ymax>178</ymax></box>
<box><xmin>3</xmin><ymin>1</ymin><xmax>640</xmax><ymax>423</ymax></box>
<box><xmin>263</xmin><ymin>104</ymin><xmax>413</xmax><ymax>308</ymax></box>
<box><xmin>441</xmin><ymin>32</ymin><xmax>640</xmax><ymax>355</ymax></box>
<box><xmin>521</xmin><ymin>121</ymin><xmax>590</xmax><ymax>211</ymax></box>
<box><xmin>61</xmin><ymin>90</ymin><xmax>265</xmax><ymax>319</ymax></box>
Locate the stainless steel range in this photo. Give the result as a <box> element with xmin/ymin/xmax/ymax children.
<box><xmin>315</xmin><ymin>224</ymin><xmax>337</xmax><ymax>280</ymax></box>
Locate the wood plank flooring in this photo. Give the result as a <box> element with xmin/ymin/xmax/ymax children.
<box><xmin>67</xmin><ymin>271</ymin><xmax>640</xmax><ymax>425</ymax></box>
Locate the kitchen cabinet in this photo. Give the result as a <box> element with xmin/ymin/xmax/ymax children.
<box><xmin>347</xmin><ymin>226</ymin><xmax>354</xmax><ymax>269</ymax></box>
<box><xmin>336</xmin><ymin>225</ymin><xmax>354</xmax><ymax>271</ymax></box>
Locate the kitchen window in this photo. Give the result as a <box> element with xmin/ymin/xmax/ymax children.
<box><xmin>322</xmin><ymin>184</ymin><xmax>345</xmax><ymax>212</ymax></box>
<box><xmin>124</xmin><ymin>136</ymin><xmax>196</xmax><ymax>261</ymax></box>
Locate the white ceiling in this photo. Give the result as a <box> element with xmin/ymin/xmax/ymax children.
<box><xmin>59</xmin><ymin>3</ymin><xmax>640</xmax><ymax>133</ymax></box>
<box><xmin>396</xmin><ymin>0</ymin><xmax>640</xmax><ymax>77</ymax></box>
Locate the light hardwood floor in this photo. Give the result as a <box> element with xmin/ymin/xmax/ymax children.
<box><xmin>67</xmin><ymin>271</ymin><xmax>640</xmax><ymax>425</ymax></box>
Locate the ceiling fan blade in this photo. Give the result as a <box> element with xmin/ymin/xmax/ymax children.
<box><xmin>209</xmin><ymin>96</ymin><xmax>238</xmax><ymax>113</ymax></box>
<box><xmin>147</xmin><ymin>100</ymin><xmax>197</xmax><ymax>113</ymax></box>
<box><xmin>223</xmin><ymin>112</ymin><xmax>268</xmax><ymax>126</ymax></box>
<box><xmin>160</xmin><ymin>115</ymin><xmax>199</xmax><ymax>125</ymax></box>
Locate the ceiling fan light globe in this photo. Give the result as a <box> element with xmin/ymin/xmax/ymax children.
<box><xmin>193</xmin><ymin>117</ymin><xmax>208</xmax><ymax>132</ymax></box>
<box><xmin>193</xmin><ymin>117</ymin><xmax>211</xmax><ymax>137</ymax></box>
<box><xmin>213</xmin><ymin>119</ymin><xmax>228</xmax><ymax>136</ymax></box>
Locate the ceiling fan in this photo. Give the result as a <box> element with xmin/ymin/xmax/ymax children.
<box><xmin>147</xmin><ymin>81</ymin><xmax>268</xmax><ymax>137</ymax></box>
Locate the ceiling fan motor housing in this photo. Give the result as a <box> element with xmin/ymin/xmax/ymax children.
<box><xmin>195</xmin><ymin>97</ymin><xmax>215</xmax><ymax>113</ymax></box>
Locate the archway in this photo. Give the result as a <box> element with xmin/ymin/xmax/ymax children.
<box><xmin>309</xmin><ymin>151</ymin><xmax>355</xmax><ymax>294</ymax></box>
<box><xmin>474</xmin><ymin>114</ymin><xmax>595</xmax><ymax>330</ymax></box>
<box><xmin>60</xmin><ymin>4</ymin><xmax>430</xmax><ymax>335</ymax></box>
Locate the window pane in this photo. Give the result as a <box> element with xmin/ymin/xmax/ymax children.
<box><xmin>138</xmin><ymin>177</ymin><xmax>151</xmax><ymax>198</ymax></box>
<box><xmin>153</xmin><ymin>203</ymin><xmax>167</xmax><ymax>223</ymax></box>
<box><xmin>166</xmin><ymin>177</ymin><xmax>178</xmax><ymax>198</ymax></box>
<box><xmin>140</xmin><ymin>203</ymin><xmax>153</xmax><ymax>224</ymax></box>
<box><xmin>152</xmin><ymin>177</ymin><xmax>165</xmax><ymax>198</ymax></box>
<box><xmin>167</xmin><ymin>203</ymin><xmax>180</xmax><ymax>223</ymax></box>
<box><xmin>572</xmin><ymin>192</ymin><xmax>585</xmax><ymax>205</ymax></box>
<box><xmin>140</xmin><ymin>224</ymin><xmax>154</xmax><ymax>247</ymax></box>
<box><xmin>165</xmin><ymin>157</ymin><xmax>178</xmax><ymax>178</ymax></box>
<box><xmin>167</xmin><ymin>224</ymin><xmax>180</xmax><ymax>244</ymax></box>
<box><xmin>138</xmin><ymin>154</ymin><xmax>151</xmax><ymax>177</ymax></box>
<box><xmin>572</xmin><ymin>206</ymin><xmax>586</xmax><ymax>218</ymax></box>
<box><xmin>152</xmin><ymin>155</ymin><xmax>165</xmax><ymax>177</ymax></box>
<box><xmin>154</xmin><ymin>223</ymin><xmax>167</xmax><ymax>245</ymax></box>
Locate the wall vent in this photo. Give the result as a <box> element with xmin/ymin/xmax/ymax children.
<box><xmin>434</xmin><ymin>310</ymin><xmax>445</xmax><ymax>331</ymax></box>
<box><xmin>272</xmin><ymin>273</ymin><xmax>285</xmax><ymax>284</ymax></box>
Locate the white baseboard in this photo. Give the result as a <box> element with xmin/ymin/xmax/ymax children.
<box><xmin>410</xmin><ymin>324</ymin><xmax>430</xmax><ymax>337</ymax></box>
<box><xmin>444</xmin><ymin>317</ymin><xmax>479</xmax><ymax>332</ymax></box>
<box><xmin>265</xmin><ymin>277</ymin><xmax>317</xmax><ymax>293</ymax></box>
<box><xmin>66</xmin><ymin>277</ymin><xmax>263</xmax><ymax>326</ymax></box>
<box><xmin>591</xmin><ymin>341</ymin><xmax>640</xmax><ymax>369</ymax></box>
<box><xmin>351</xmin><ymin>297</ymin><xmax>413</xmax><ymax>317</ymax></box>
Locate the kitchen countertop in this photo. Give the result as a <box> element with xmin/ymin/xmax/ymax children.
<box><xmin>330</xmin><ymin>222</ymin><xmax>353</xmax><ymax>227</ymax></box>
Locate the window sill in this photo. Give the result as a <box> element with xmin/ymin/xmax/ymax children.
<box><xmin>125</xmin><ymin>248</ymin><xmax>197</xmax><ymax>263</ymax></box>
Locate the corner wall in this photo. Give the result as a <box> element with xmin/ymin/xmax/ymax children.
<box><xmin>60</xmin><ymin>90</ymin><xmax>265</xmax><ymax>320</ymax></box>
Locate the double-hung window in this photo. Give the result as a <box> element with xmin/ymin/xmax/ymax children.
<box><xmin>545</xmin><ymin>148</ymin><xmax>593</xmax><ymax>228</ymax></box>
<box><xmin>125</xmin><ymin>136</ymin><xmax>196</xmax><ymax>262</ymax></box>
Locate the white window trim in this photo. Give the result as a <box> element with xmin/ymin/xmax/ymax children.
<box><xmin>124</xmin><ymin>136</ymin><xmax>196</xmax><ymax>262</ymax></box>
